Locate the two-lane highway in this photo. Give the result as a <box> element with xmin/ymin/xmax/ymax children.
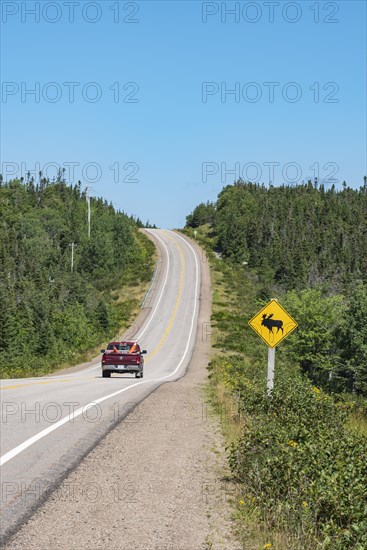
<box><xmin>0</xmin><ymin>229</ymin><xmax>201</xmax><ymax>544</ymax></box>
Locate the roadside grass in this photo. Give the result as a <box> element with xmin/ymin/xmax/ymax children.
<box><xmin>346</xmin><ymin>407</ymin><xmax>367</xmax><ymax>436</ymax></box>
<box><xmin>183</xmin><ymin>226</ymin><xmax>367</xmax><ymax>550</ymax></box>
<box><xmin>204</xmin><ymin>380</ymin><xmax>243</xmax><ymax>448</ymax></box>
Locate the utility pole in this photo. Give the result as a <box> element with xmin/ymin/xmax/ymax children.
<box><xmin>86</xmin><ymin>185</ymin><xmax>91</xmax><ymax>239</ymax></box>
<box><xmin>70</xmin><ymin>242</ymin><xmax>76</xmax><ymax>272</ymax></box>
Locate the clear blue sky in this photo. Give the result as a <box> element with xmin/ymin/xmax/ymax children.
<box><xmin>1</xmin><ymin>1</ymin><xmax>366</xmax><ymax>228</ymax></box>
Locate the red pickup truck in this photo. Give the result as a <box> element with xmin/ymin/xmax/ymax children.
<box><xmin>101</xmin><ymin>341</ymin><xmax>147</xmax><ymax>378</ymax></box>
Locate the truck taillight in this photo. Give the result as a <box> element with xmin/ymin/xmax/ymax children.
<box><xmin>102</xmin><ymin>355</ymin><xmax>107</xmax><ymax>363</ymax></box>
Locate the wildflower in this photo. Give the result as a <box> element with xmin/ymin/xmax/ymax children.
<box><xmin>302</xmin><ymin>501</ymin><xmax>309</xmax><ymax>508</ymax></box>
<box><xmin>312</xmin><ymin>386</ymin><xmax>321</xmax><ymax>394</ymax></box>
<box><xmin>263</xmin><ymin>544</ymin><xmax>272</xmax><ymax>549</ymax></box>
<box><xmin>239</xmin><ymin>500</ymin><xmax>245</xmax><ymax>506</ymax></box>
<box><xmin>288</xmin><ymin>440</ymin><xmax>298</xmax><ymax>448</ymax></box>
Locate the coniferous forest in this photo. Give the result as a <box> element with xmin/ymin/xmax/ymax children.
<box><xmin>0</xmin><ymin>177</ymin><xmax>154</xmax><ymax>378</ymax></box>
<box><xmin>187</xmin><ymin>179</ymin><xmax>367</xmax><ymax>291</ymax></box>
<box><xmin>186</xmin><ymin>180</ymin><xmax>367</xmax><ymax>396</ymax></box>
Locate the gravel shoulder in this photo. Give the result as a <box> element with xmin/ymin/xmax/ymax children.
<box><xmin>5</xmin><ymin>236</ymin><xmax>241</xmax><ymax>550</ymax></box>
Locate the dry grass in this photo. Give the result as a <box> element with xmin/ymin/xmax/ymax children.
<box><xmin>347</xmin><ymin>411</ymin><xmax>367</xmax><ymax>436</ymax></box>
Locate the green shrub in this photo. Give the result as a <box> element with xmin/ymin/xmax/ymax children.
<box><xmin>228</xmin><ymin>366</ymin><xmax>367</xmax><ymax>548</ymax></box>
<box><xmin>281</xmin><ymin>289</ymin><xmax>346</xmax><ymax>390</ymax></box>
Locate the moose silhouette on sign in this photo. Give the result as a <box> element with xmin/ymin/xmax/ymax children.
<box><xmin>261</xmin><ymin>313</ymin><xmax>284</xmax><ymax>334</ymax></box>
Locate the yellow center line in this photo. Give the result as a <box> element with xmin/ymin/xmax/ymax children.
<box><xmin>1</xmin><ymin>378</ymin><xmax>95</xmax><ymax>390</ymax></box>
<box><xmin>144</xmin><ymin>237</ymin><xmax>185</xmax><ymax>362</ymax></box>
<box><xmin>1</xmin><ymin>233</ymin><xmax>186</xmax><ymax>390</ymax></box>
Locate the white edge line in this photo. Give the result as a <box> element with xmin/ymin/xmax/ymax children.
<box><xmin>0</xmin><ymin>231</ymin><xmax>199</xmax><ymax>467</ymax></box>
<box><xmin>71</xmin><ymin>230</ymin><xmax>170</xmax><ymax>375</ymax></box>
<box><xmin>141</xmin><ymin>258</ymin><xmax>159</xmax><ymax>308</ymax></box>
<box><xmin>135</xmin><ymin>230</ymin><xmax>170</xmax><ymax>340</ymax></box>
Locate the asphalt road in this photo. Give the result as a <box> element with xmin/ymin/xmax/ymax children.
<box><xmin>0</xmin><ymin>229</ymin><xmax>201</xmax><ymax>544</ymax></box>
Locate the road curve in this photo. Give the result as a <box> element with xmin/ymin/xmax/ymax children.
<box><xmin>0</xmin><ymin>229</ymin><xmax>201</xmax><ymax>544</ymax></box>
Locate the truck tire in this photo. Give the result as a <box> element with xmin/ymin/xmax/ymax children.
<box><xmin>102</xmin><ymin>371</ymin><xmax>111</xmax><ymax>378</ymax></box>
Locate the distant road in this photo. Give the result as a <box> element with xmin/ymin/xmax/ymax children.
<box><xmin>0</xmin><ymin>229</ymin><xmax>201</xmax><ymax>544</ymax></box>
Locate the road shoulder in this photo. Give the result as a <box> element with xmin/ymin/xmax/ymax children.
<box><xmin>6</xmin><ymin>236</ymin><xmax>241</xmax><ymax>550</ymax></box>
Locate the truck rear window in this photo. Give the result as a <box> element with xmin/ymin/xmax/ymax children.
<box><xmin>107</xmin><ymin>344</ymin><xmax>131</xmax><ymax>351</ymax></box>
<box><xmin>106</xmin><ymin>344</ymin><xmax>140</xmax><ymax>352</ymax></box>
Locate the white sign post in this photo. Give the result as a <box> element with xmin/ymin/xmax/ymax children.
<box><xmin>267</xmin><ymin>347</ymin><xmax>275</xmax><ymax>395</ymax></box>
<box><xmin>248</xmin><ymin>299</ymin><xmax>298</xmax><ymax>396</ymax></box>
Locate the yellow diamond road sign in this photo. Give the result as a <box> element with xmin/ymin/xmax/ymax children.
<box><xmin>248</xmin><ymin>299</ymin><xmax>298</xmax><ymax>348</ymax></box>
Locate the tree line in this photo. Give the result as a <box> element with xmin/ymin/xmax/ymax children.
<box><xmin>0</xmin><ymin>177</ymin><xmax>154</xmax><ymax>377</ymax></box>
<box><xmin>186</xmin><ymin>180</ymin><xmax>367</xmax><ymax>395</ymax></box>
